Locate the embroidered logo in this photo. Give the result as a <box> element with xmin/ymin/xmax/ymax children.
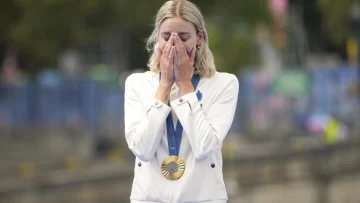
<box><xmin>196</xmin><ymin>90</ymin><xmax>202</xmax><ymax>101</ymax></box>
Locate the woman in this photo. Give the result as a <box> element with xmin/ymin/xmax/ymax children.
<box><xmin>124</xmin><ymin>0</ymin><xmax>239</xmax><ymax>202</ymax></box>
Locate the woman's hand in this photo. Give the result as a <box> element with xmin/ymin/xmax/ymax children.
<box><xmin>155</xmin><ymin>33</ymin><xmax>176</xmax><ymax>104</ymax></box>
<box><xmin>173</xmin><ymin>33</ymin><xmax>196</xmax><ymax>96</ymax></box>
<box><xmin>158</xmin><ymin>33</ymin><xmax>176</xmax><ymax>87</ymax></box>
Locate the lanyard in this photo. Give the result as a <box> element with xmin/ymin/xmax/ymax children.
<box><xmin>159</xmin><ymin>73</ymin><xmax>200</xmax><ymax>156</ymax></box>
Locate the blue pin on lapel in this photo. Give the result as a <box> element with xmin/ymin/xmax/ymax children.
<box><xmin>196</xmin><ymin>90</ymin><xmax>202</xmax><ymax>101</ymax></box>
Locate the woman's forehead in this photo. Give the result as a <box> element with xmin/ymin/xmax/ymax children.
<box><xmin>159</xmin><ymin>17</ymin><xmax>196</xmax><ymax>33</ymax></box>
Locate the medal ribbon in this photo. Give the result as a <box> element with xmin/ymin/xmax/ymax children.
<box><xmin>159</xmin><ymin>73</ymin><xmax>200</xmax><ymax>156</ymax></box>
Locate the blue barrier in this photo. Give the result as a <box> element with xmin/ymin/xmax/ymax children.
<box><xmin>0</xmin><ymin>67</ymin><xmax>358</xmax><ymax>135</ymax></box>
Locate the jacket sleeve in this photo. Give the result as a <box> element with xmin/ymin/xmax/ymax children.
<box><xmin>124</xmin><ymin>74</ymin><xmax>171</xmax><ymax>161</ymax></box>
<box><xmin>170</xmin><ymin>75</ymin><xmax>239</xmax><ymax>160</ymax></box>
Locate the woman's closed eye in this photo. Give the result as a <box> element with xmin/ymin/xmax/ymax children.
<box><xmin>164</xmin><ymin>37</ymin><xmax>170</xmax><ymax>41</ymax></box>
<box><xmin>180</xmin><ymin>36</ymin><xmax>189</xmax><ymax>42</ymax></box>
<box><xmin>161</xmin><ymin>33</ymin><xmax>171</xmax><ymax>41</ymax></box>
<box><xmin>178</xmin><ymin>33</ymin><xmax>190</xmax><ymax>42</ymax></box>
<box><xmin>161</xmin><ymin>32</ymin><xmax>190</xmax><ymax>41</ymax></box>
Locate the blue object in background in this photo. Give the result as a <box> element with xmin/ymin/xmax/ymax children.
<box><xmin>311</xmin><ymin>69</ymin><xmax>337</xmax><ymax>115</ymax></box>
<box><xmin>0</xmin><ymin>66</ymin><xmax>359</xmax><ymax>136</ymax></box>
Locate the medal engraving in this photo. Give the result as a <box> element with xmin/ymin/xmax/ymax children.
<box><xmin>167</xmin><ymin>161</ymin><xmax>179</xmax><ymax>174</ymax></box>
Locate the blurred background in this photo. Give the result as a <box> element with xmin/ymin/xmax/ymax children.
<box><xmin>0</xmin><ymin>0</ymin><xmax>360</xmax><ymax>202</ymax></box>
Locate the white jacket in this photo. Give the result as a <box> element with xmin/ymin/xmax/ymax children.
<box><xmin>124</xmin><ymin>71</ymin><xmax>239</xmax><ymax>203</ymax></box>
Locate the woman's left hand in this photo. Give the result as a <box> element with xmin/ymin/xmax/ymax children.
<box><xmin>174</xmin><ymin>33</ymin><xmax>196</xmax><ymax>95</ymax></box>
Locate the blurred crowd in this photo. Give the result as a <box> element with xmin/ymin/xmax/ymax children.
<box><xmin>1</xmin><ymin>48</ymin><xmax>359</xmax><ymax>147</ymax></box>
<box><xmin>0</xmin><ymin>49</ymin><xmax>125</xmax><ymax>138</ymax></box>
<box><xmin>236</xmin><ymin>66</ymin><xmax>359</xmax><ymax>144</ymax></box>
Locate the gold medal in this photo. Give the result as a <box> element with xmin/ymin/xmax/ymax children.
<box><xmin>161</xmin><ymin>156</ymin><xmax>185</xmax><ymax>180</ymax></box>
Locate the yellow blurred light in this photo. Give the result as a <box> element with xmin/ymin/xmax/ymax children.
<box><xmin>64</xmin><ymin>156</ymin><xmax>82</xmax><ymax>171</ymax></box>
<box><xmin>17</xmin><ymin>161</ymin><xmax>36</xmax><ymax>178</ymax></box>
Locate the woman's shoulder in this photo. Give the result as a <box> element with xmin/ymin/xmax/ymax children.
<box><xmin>199</xmin><ymin>72</ymin><xmax>239</xmax><ymax>95</ymax></box>
<box><xmin>212</xmin><ymin>71</ymin><xmax>238</xmax><ymax>80</ymax></box>
<box><xmin>125</xmin><ymin>71</ymin><xmax>157</xmax><ymax>85</ymax></box>
<box><xmin>205</xmin><ymin>71</ymin><xmax>239</xmax><ymax>86</ymax></box>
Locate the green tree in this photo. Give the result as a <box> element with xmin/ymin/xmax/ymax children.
<box><xmin>2</xmin><ymin>0</ymin><xmax>123</xmax><ymax>72</ymax></box>
<box><xmin>204</xmin><ymin>0</ymin><xmax>271</xmax><ymax>73</ymax></box>
<box><xmin>317</xmin><ymin>0</ymin><xmax>354</xmax><ymax>45</ymax></box>
<box><xmin>1</xmin><ymin>0</ymin><xmax>271</xmax><ymax>74</ymax></box>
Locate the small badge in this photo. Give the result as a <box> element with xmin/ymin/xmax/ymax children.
<box><xmin>196</xmin><ymin>90</ymin><xmax>202</xmax><ymax>101</ymax></box>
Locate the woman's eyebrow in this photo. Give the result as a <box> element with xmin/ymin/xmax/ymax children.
<box><xmin>161</xmin><ymin>32</ymin><xmax>171</xmax><ymax>36</ymax></box>
<box><xmin>161</xmin><ymin>32</ymin><xmax>190</xmax><ymax>35</ymax></box>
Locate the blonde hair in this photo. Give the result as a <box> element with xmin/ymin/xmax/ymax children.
<box><xmin>146</xmin><ymin>0</ymin><xmax>216</xmax><ymax>77</ymax></box>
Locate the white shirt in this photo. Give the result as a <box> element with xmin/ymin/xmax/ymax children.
<box><xmin>124</xmin><ymin>71</ymin><xmax>239</xmax><ymax>203</ymax></box>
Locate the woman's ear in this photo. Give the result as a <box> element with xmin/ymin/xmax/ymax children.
<box><xmin>197</xmin><ymin>30</ymin><xmax>205</xmax><ymax>45</ymax></box>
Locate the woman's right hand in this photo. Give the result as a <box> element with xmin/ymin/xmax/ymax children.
<box><xmin>155</xmin><ymin>33</ymin><xmax>175</xmax><ymax>105</ymax></box>
<box><xmin>158</xmin><ymin>33</ymin><xmax>176</xmax><ymax>87</ymax></box>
